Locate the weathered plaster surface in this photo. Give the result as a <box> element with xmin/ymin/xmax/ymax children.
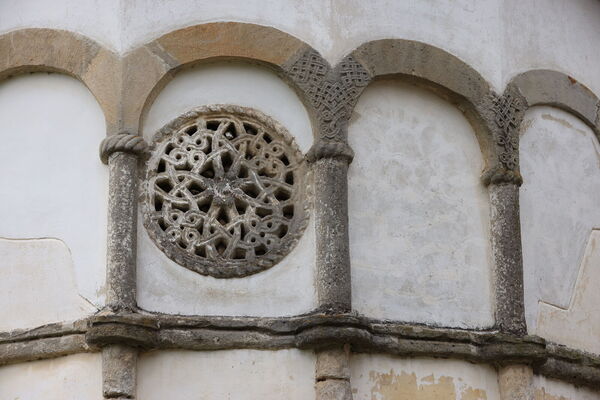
<box><xmin>137</xmin><ymin>349</ymin><xmax>316</xmax><ymax>399</ymax></box>
<box><xmin>137</xmin><ymin>211</ymin><xmax>316</xmax><ymax>316</ymax></box>
<box><xmin>0</xmin><ymin>353</ymin><xmax>102</xmax><ymax>400</ymax></box>
<box><xmin>141</xmin><ymin>62</ymin><xmax>314</xmax><ymax>153</ymax></box>
<box><xmin>350</xmin><ymin>355</ymin><xmax>500</xmax><ymax>400</ymax></box>
<box><xmin>0</xmin><ymin>238</ymin><xmax>96</xmax><ymax>332</ymax></box>
<box><xmin>503</xmin><ymin>0</ymin><xmax>600</xmax><ymax>96</ymax></box>
<box><xmin>520</xmin><ymin>106</ymin><xmax>600</xmax><ymax>334</ymax></box>
<box><xmin>533</xmin><ymin>375</ymin><xmax>600</xmax><ymax>400</ymax></box>
<box><xmin>348</xmin><ymin>79</ymin><xmax>493</xmax><ymax>328</ymax></box>
<box><xmin>537</xmin><ymin>230</ymin><xmax>600</xmax><ymax>355</ymax></box>
<box><xmin>0</xmin><ymin>73</ymin><xmax>108</xmax><ymax>308</ymax></box>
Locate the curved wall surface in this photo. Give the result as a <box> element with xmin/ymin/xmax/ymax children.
<box><xmin>1</xmin><ymin>2</ymin><xmax>599</xmax><ymax>399</ymax></box>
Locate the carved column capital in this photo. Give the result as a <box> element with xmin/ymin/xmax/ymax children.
<box><xmin>99</xmin><ymin>132</ymin><xmax>147</xmax><ymax>164</ymax></box>
<box><xmin>483</xmin><ymin>90</ymin><xmax>526</xmax><ymax>186</ymax></box>
<box><xmin>307</xmin><ymin>140</ymin><xmax>354</xmax><ymax>163</ymax></box>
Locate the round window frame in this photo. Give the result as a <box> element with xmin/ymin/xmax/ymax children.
<box><xmin>142</xmin><ymin>105</ymin><xmax>310</xmax><ymax>278</ymax></box>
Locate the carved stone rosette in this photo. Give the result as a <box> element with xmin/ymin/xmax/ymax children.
<box><xmin>142</xmin><ymin>105</ymin><xmax>310</xmax><ymax>278</ymax></box>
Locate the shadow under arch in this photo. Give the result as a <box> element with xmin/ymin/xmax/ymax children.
<box><xmin>343</xmin><ymin>38</ymin><xmax>497</xmax><ymax>171</ymax></box>
<box><xmin>0</xmin><ymin>28</ymin><xmax>119</xmax><ymax>134</ymax></box>
<box><xmin>127</xmin><ymin>22</ymin><xmax>330</xmax><ymax>138</ymax></box>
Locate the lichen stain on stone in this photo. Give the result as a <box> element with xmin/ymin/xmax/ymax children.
<box><xmin>367</xmin><ymin>369</ymin><xmax>487</xmax><ymax>400</ymax></box>
<box><xmin>535</xmin><ymin>387</ymin><xmax>572</xmax><ymax>400</ymax></box>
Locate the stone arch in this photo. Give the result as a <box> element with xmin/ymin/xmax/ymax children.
<box><xmin>507</xmin><ymin>69</ymin><xmax>600</xmax><ymax>136</ymax></box>
<box><xmin>0</xmin><ymin>28</ymin><xmax>119</xmax><ymax>133</ymax></box>
<box><xmin>127</xmin><ymin>22</ymin><xmax>329</xmax><ymax>136</ymax></box>
<box><xmin>345</xmin><ymin>39</ymin><xmax>497</xmax><ymax>170</ymax></box>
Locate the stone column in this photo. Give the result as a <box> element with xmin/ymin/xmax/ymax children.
<box><xmin>486</xmin><ymin>91</ymin><xmax>531</xmax><ymax>400</ymax></box>
<box><xmin>489</xmin><ymin>182</ymin><xmax>527</xmax><ymax>335</ymax></box>
<box><xmin>309</xmin><ymin>142</ymin><xmax>354</xmax><ymax>400</ymax></box>
<box><xmin>309</xmin><ymin>142</ymin><xmax>354</xmax><ymax>314</ymax></box>
<box><xmin>485</xmin><ymin>90</ymin><xmax>528</xmax><ymax>336</ymax></box>
<box><xmin>99</xmin><ymin>133</ymin><xmax>147</xmax><ymax>399</ymax></box>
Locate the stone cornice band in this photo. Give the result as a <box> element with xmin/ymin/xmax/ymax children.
<box><xmin>1</xmin><ymin>314</ymin><xmax>599</xmax><ymax>389</ymax></box>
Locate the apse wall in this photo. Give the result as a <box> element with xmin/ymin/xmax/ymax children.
<box><xmin>1</xmin><ymin>2</ymin><xmax>600</xmax><ymax>400</ymax></box>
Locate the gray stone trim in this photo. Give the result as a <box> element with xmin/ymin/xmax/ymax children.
<box><xmin>1</xmin><ymin>314</ymin><xmax>599</xmax><ymax>389</ymax></box>
<box><xmin>0</xmin><ymin>335</ymin><xmax>94</xmax><ymax>366</ymax></box>
<box><xmin>508</xmin><ymin>69</ymin><xmax>600</xmax><ymax>135</ymax></box>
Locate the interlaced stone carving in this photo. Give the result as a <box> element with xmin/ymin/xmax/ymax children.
<box><xmin>491</xmin><ymin>92</ymin><xmax>523</xmax><ymax>170</ymax></box>
<box><xmin>143</xmin><ymin>105</ymin><xmax>309</xmax><ymax>278</ymax></box>
<box><xmin>286</xmin><ymin>50</ymin><xmax>370</xmax><ymax>141</ymax></box>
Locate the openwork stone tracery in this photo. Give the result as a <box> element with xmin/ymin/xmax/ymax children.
<box><xmin>144</xmin><ymin>105</ymin><xmax>309</xmax><ymax>278</ymax></box>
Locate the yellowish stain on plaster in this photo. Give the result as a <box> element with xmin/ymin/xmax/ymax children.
<box><xmin>368</xmin><ymin>370</ymin><xmax>487</xmax><ymax>400</ymax></box>
<box><xmin>535</xmin><ymin>387</ymin><xmax>572</xmax><ymax>400</ymax></box>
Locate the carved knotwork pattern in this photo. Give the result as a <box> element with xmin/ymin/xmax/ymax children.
<box><xmin>491</xmin><ymin>93</ymin><xmax>522</xmax><ymax>170</ymax></box>
<box><xmin>143</xmin><ymin>105</ymin><xmax>309</xmax><ymax>278</ymax></box>
<box><xmin>286</xmin><ymin>50</ymin><xmax>370</xmax><ymax>140</ymax></box>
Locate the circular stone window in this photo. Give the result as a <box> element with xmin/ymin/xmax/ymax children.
<box><xmin>143</xmin><ymin>105</ymin><xmax>309</xmax><ymax>278</ymax></box>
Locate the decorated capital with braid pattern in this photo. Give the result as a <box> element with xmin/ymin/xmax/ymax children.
<box><xmin>100</xmin><ymin>133</ymin><xmax>148</xmax><ymax>164</ymax></box>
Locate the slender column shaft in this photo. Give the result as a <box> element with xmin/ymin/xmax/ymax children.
<box><xmin>106</xmin><ymin>152</ymin><xmax>139</xmax><ymax>311</ymax></box>
<box><xmin>489</xmin><ymin>183</ymin><xmax>527</xmax><ymax>335</ymax></box>
<box><xmin>314</xmin><ymin>157</ymin><xmax>352</xmax><ymax>313</ymax></box>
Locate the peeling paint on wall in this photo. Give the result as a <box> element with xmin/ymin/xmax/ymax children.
<box><xmin>367</xmin><ymin>369</ymin><xmax>487</xmax><ymax>400</ymax></box>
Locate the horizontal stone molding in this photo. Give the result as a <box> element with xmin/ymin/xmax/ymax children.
<box><xmin>1</xmin><ymin>313</ymin><xmax>599</xmax><ymax>389</ymax></box>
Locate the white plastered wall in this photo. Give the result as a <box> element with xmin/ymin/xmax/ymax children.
<box><xmin>0</xmin><ymin>73</ymin><xmax>107</xmax><ymax>330</ymax></box>
<box><xmin>348</xmin><ymin>79</ymin><xmax>493</xmax><ymax>328</ymax></box>
<box><xmin>533</xmin><ymin>375</ymin><xmax>600</xmax><ymax>400</ymax></box>
<box><xmin>351</xmin><ymin>355</ymin><xmax>500</xmax><ymax>400</ymax></box>
<box><xmin>520</xmin><ymin>106</ymin><xmax>600</xmax><ymax>353</ymax></box>
<box><xmin>137</xmin><ymin>349</ymin><xmax>316</xmax><ymax>400</ymax></box>
<box><xmin>137</xmin><ymin>62</ymin><xmax>316</xmax><ymax>316</ymax></box>
<box><xmin>0</xmin><ymin>353</ymin><xmax>102</xmax><ymax>400</ymax></box>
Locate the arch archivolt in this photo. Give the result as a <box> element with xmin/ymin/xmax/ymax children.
<box><xmin>1</xmin><ymin>22</ymin><xmax>599</xmax><ymax>393</ymax></box>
